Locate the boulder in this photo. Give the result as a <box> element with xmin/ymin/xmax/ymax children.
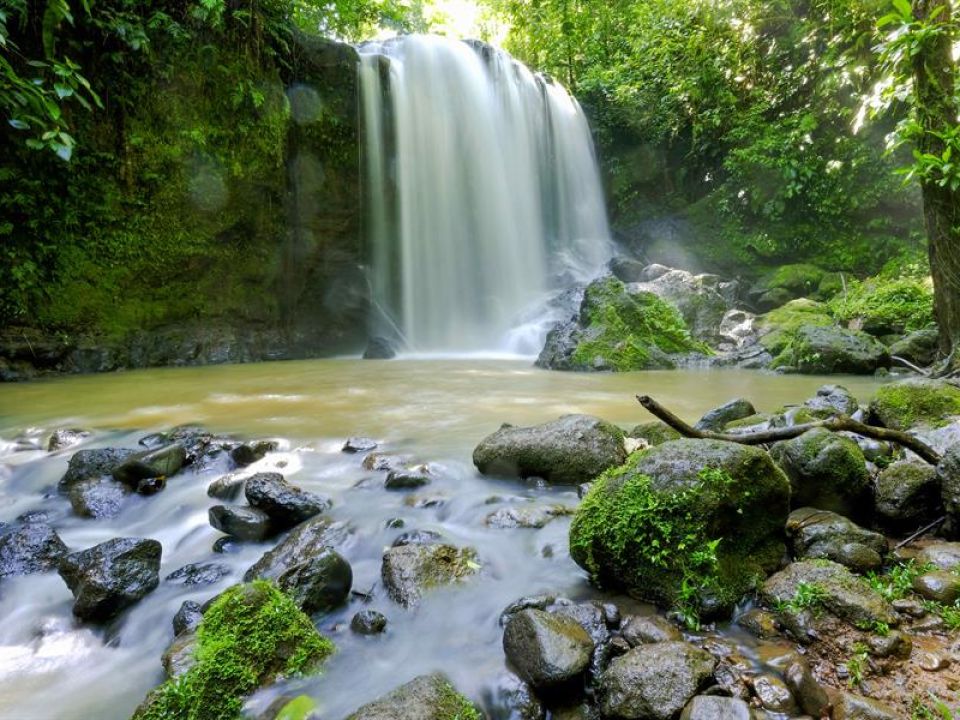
<box><xmin>165</xmin><ymin>562</ymin><xmax>231</xmax><ymax>586</ymax></box>
<box><xmin>58</xmin><ymin>448</ymin><xmax>136</xmax><ymax>490</ymax></box>
<box><xmin>351</xmin><ymin>609</ymin><xmax>387</xmax><ymax>635</ymax></box>
<box><xmin>832</xmin><ymin>692</ymin><xmax>899</xmax><ymax>720</ymax></box>
<box><xmin>599</xmin><ymin>641</ymin><xmax>716</xmax><ymax>720</ymax></box>
<box><xmin>274</xmin><ymin>548</ymin><xmax>352</xmax><ymax>614</ymax></box>
<box><xmin>68</xmin><ymin>477</ymin><xmax>128</xmax><ymax>518</ymax></box>
<box><xmin>570</xmin><ymin>439</ymin><xmax>789</xmax><ymax>616</ymax></box>
<box><xmin>628</xmin><ymin>268</ymin><xmax>729</xmax><ymax>341</ymax></box>
<box><xmin>473</xmin><ymin>414</ymin><xmax>626</xmax><ymax>485</ymax></box>
<box><xmin>47</xmin><ymin>428</ymin><xmax>91</xmax><ymax>452</ymax></box>
<box><xmin>760</xmin><ymin>560</ymin><xmax>897</xmax><ymax>627</ymax></box>
<box><xmin>772</xmin><ymin>325</ymin><xmax>890</xmax><ymax>374</ymax></box>
<box><xmin>680</xmin><ymin>696</ymin><xmax>751</xmax><ymax>720</ymax></box>
<box><xmin>917</xmin><ymin>542</ymin><xmax>960</xmax><ymax>571</ymax></box>
<box><xmin>385</xmin><ymin>468</ymin><xmax>432</xmax><ymax>490</ymax></box>
<box><xmin>112</xmin><ymin>444</ymin><xmax>186</xmax><ymax>486</ymax></box>
<box><xmin>381</xmin><ymin>544</ymin><xmax>479</xmax><ymax>608</ymax></box>
<box><xmin>502</xmin><ymin>609</ymin><xmax>594</xmax><ymax>689</ymax></box>
<box><xmin>874</xmin><ymin>461</ymin><xmax>941</xmax><ymax>532</ymax></box>
<box><xmin>756</xmin><ymin>299</ymin><xmax>833</xmax><ymax>356</ymax></box>
<box><xmin>208</xmin><ymin>505</ymin><xmax>275</xmax><ymax>541</ymax></box>
<box><xmin>172</xmin><ymin>600</ymin><xmax>203</xmax><ymax>636</ymax></box>
<box><xmin>785</xmin><ymin>508</ymin><xmax>886</xmax><ymax>572</ymax></box>
<box><xmin>0</xmin><ymin>522</ymin><xmax>68</xmax><ymax>577</ymax></box>
<box><xmin>244</xmin><ymin>516</ymin><xmax>353</xmax><ymax>581</ymax></box>
<box><xmin>229</xmin><ymin>440</ymin><xmax>278</xmax><ymax>467</ymax></box>
<box><xmin>750</xmin><ymin>673</ymin><xmax>796</xmax><ymax>714</ymax></box>
<box><xmin>804</xmin><ymin>384</ymin><xmax>859</xmax><ymax>418</ymax></box>
<box><xmin>244</xmin><ymin>472</ymin><xmax>330</xmax><ymax>528</ymax></box>
<box><xmin>869</xmin><ymin>378</ymin><xmax>960</xmax><ymax>431</ymax></box>
<box><xmin>912</xmin><ymin>571</ymin><xmax>960</xmax><ymax>604</ymax></box>
<box><xmin>769</xmin><ymin>429</ymin><xmax>871</xmax><ymax>521</ymax></box>
<box><xmin>889</xmin><ymin>327</ymin><xmax>940</xmax><ymax>367</ymax></box>
<box><xmin>620</xmin><ymin>614</ymin><xmax>682</xmax><ymax>645</ymax></box>
<box><xmin>58</xmin><ymin>537</ymin><xmax>162</xmax><ymax>622</ymax></box>
<box><xmin>694</xmin><ymin>398</ymin><xmax>756</xmax><ymax>432</ymax></box>
<box><xmin>363</xmin><ymin>336</ymin><xmax>396</xmax><ymax>360</ymax></box>
<box><xmin>784</xmin><ymin>658</ymin><xmax>830</xmax><ymax>717</ymax></box>
<box><xmin>345</xmin><ymin>673</ymin><xmax>479</xmax><ymax>720</ymax></box>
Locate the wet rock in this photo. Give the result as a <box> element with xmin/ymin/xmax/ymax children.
<box><xmin>750</xmin><ymin>674</ymin><xmax>796</xmax><ymax>714</ymax></box>
<box><xmin>919</xmin><ymin>651</ymin><xmax>950</xmax><ymax>671</ymax></box>
<box><xmin>213</xmin><ymin>536</ymin><xmax>242</xmax><ymax>554</ymax></box>
<box><xmin>832</xmin><ymin>691</ymin><xmax>898</xmax><ymax>720</ymax></box>
<box><xmin>275</xmin><ymin>547</ymin><xmax>352</xmax><ymax>614</ymax></box>
<box><xmin>47</xmin><ymin>428</ymin><xmax>91</xmax><ymax>452</ymax></box>
<box><xmin>58</xmin><ymin>448</ymin><xmax>136</xmax><ymax>490</ymax></box>
<box><xmin>351</xmin><ymin>609</ymin><xmax>387</xmax><ymax>635</ymax></box>
<box><xmin>384</xmin><ymin>468</ymin><xmax>431</xmax><ymax>490</ymax></box>
<box><xmin>784</xmin><ymin>658</ymin><xmax>830</xmax><ymax>717</ymax></box>
<box><xmin>502</xmin><ymin>608</ymin><xmax>594</xmax><ymax>689</ymax></box>
<box><xmin>58</xmin><ymin>537</ymin><xmax>162</xmax><ymax>622</ymax></box>
<box><xmin>345</xmin><ymin>672</ymin><xmax>478</xmax><ymax>720</ymax></box>
<box><xmin>571</xmin><ymin>439</ymin><xmax>789</xmax><ymax>616</ymax></box>
<box><xmin>165</xmin><ymin>562</ymin><xmax>231</xmax><ymax>586</ymax></box>
<box><xmin>362</xmin><ymin>453</ymin><xmax>407</xmax><ymax>472</ymax></box>
<box><xmin>892</xmin><ymin>598</ymin><xmax>926</xmax><ymax>617</ymax></box>
<box><xmin>866</xmin><ymin>630</ymin><xmax>912</xmax><ymax>659</ymax></box>
<box><xmin>162</xmin><ymin>631</ymin><xmax>198</xmax><ymax>679</ymax></box>
<box><xmin>0</xmin><ymin>522</ymin><xmax>68</xmax><ymax>577</ymax></box>
<box><xmin>889</xmin><ymin>327</ymin><xmax>940</xmax><ymax>367</ymax></box>
<box><xmin>599</xmin><ymin>641</ymin><xmax>717</xmax><ymax>720</ymax></box>
<box><xmin>918</xmin><ymin>542</ymin><xmax>960</xmax><ymax>571</ymax></box>
<box><xmin>549</xmin><ymin>602</ymin><xmax>609</xmax><ymax>649</ymax></box>
<box><xmin>208</xmin><ymin>505</ymin><xmax>275</xmax><ymax>541</ymax></box>
<box><xmin>912</xmin><ymin>571</ymin><xmax>960</xmax><ymax>604</ymax></box>
<box><xmin>343</xmin><ymin>437</ymin><xmax>377</xmax><ymax>453</ymax></box>
<box><xmin>244</xmin><ymin>472</ymin><xmax>330</xmax><ymax>528</ymax></box>
<box><xmin>112</xmin><ymin>444</ymin><xmax>186</xmax><ymax>486</ymax></box>
<box><xmin>485</xmin><ymin>505</ymin><xmax>572</xmax><ymax>529</ymax></box>
<box><xmin>736</xmin><ymin>609</ymin><xmax>780</xmax><ymax>640</ymax></box>
<box><xmin>207</xmin><ymin>471</ymin><xmax>247</xmax><ymax>500</ymax></box>
<box><xmin>785</xmin><ymin>507</ymin><xmax>886</xmax><ymax>572</ymax></box>
<box><xmin>473</xmin><ymin>414</ymin><xmax>626</xmax><ymax>485</ymax></box>
<box><xmin>869</xmin><ymin>377</ymin><xmax>960</xmax><ymax>431</ymax></box>
<box><xmin>500</xmin><ymin>595</ymin><xmax>558</xmax><ymax>623</ymax></box>
<box><xmin>68</xmin><ymin>477</ymin><xmax>128</xmax><ymax>518</ymax></box>
<box><xmin>391</xmin><ymin>529</ymin><xmax>443</xmax><ymax>547</ymax></box>
<box><xmin>381</xmin><ymin>544</ymin><xmax>479</xmax><ymax>608</ymax></box>
<box><xmin>172</xmin><ymin>600</ymin><xmax>203</xmax><ymax>636</ymax></box>
<box><xmin>760</xmin><ymin>560</ymin><xmax>897</xmax><ymax>627</ymax></box>
<box><xmin>769</xmin><ymin>429</ymin><xmax>871</xmax><ymax>521</ymax></box>
<box><xmin>362</xmin><ymin>336</ymin><xmax>396</xmax><ymax>360</ymax></box>
<box><xmin>937</xmin><ymin>444</ymin><xmax>960</xmax><ymax>534</ymax></box>
<box><xmin>229</xmin><ymin>440</ymin><xmax>278</xmax><ymax>467</ymax></box>
<box><xmin>244</xmin><ymin>516</ymin><xmax>353</xmax><ymax>581</ymax></box>
<box><xmin>680</xmin><ymin>696</ymin><xmax>751</xmax><ymax>720</ymax></box>
<box><xmin>489</xmin><ymin>672</ymin><xmax>546</xmax><ymax>720</ymax></box>
<box><xmin>620</xmin><ymin>614</ymin><xmax>682</xmax><ymax>645</ymax></box>
<box><xmin>694</xmin><ymin>399</ymin><xmax>756</xmax><ymax>432</ymax></box>
<box><xmin>774</xmin><ymin>325</ymin><xmax>890</xmax><ymax>374</ymax></box>
<box><xmin>804</xmin><ymin>384</ymin><xmax>859</xmax><ymax>418</ymax></box>
<box><xmin>874</xmin><ymin>461</ymin><xmax>941</xmax><ymax>532</ymax></box>
<box><xmin>628</xmin><ymin>267</ymin><xmax>729</xmax><ymax>342</ymax></box>
<box><xmin>136</xmin><ymin>477</ymin><xmax>165</xmax><ymax>495</ymax></box>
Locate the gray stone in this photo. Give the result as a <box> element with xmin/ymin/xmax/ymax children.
<box><xmin>162</xmin><ymin>631</ymin><xmax>198</xmax><ymax>679</ymax></box>
<box><xmin>485</xmin><ymin>505</ymin><xmax>571</xmax><ymax>529</ymax></box>
<box><xmin>172</xmin><ymin>600</ymin><xmax>203</xmax><ymax>636</ymax></box>
<box><xmin>777</xmin><ymin>325</ymin><xmax>890</xmax><ymax>374</ymax></box>
<box><xmin>502</xmin><ymin>609</ymin><xmax>594</xmax><ymax>689</ymax></box>
<box><xmin>344</xmin><ymin>673</ymin><xmax>477</xmax><ymax>720</ymax></box>
<box><xmin>694</xmin><ymin>399</ymin><xmax>756</xmax><ymax>432</ymax></box>
<box><xmin>68</xmin><ymin>477</ymin><xmax>128</xmax><ymax>518</ymax></box>
<box><xmin>229</xmin><ymin>440</ymin><xmax>278</xmax><ymax>467</ymax></box>
<box><xmin>680</xmin><ymin>696</ymin><xmax>751</xmax><ymax>720</ymax></box>
<box><xmin>473</xmin><ymin>414</ymin><xmax>626</xmax><ymax>485</ymax></box>
<box><xmin>58</xmin><ymin>448</ymin><xmax>136</xmax><ymax>490</ymax></box>
<box><xmin>750</xmin><ymin>674</ymin><xmax>796</xmax><ymax>714</ymax></box>
<box><xmin>351</xmin><ymin>609</ymin><xmax>387</xmax><ymax>635</ymax></box>
<box><xmin>736</xmin><ymin>609</ymin><xmax>780</xmax><ymax>639</ymax></box>
<box><xmin>165</xmin><ymin>562</ymin><xmax>230</xmax><ymax>586</ymax></box>
<box><xmin>918</xmin><ymin>542</ymin><xmax>960</xmax><ymax>571</ymax></box>
<box><xmin>832</xmin><ymin>692</ymin><xmax>899</xmax><ymax>720</ymax></box>
<box><xmin>244</xmin><ymin>516</ymin><xmax>353</xmax><ymax>581</ymax></box>
<box><xmin>208</xmin><ymin>505</ymin><xmax>275</xmax><ymax>541</ymax></box>
<box><xmin>244</xmin><ymin>472</ymin><xmax>330</xmax><ymax>528</ymax></box>
<box><xmin>786</xmin><ymin>507</ymin><xmax>886</xmax><ymax>572</ymax></box>
<box><xmin>620</xmin><ymin>614</ymin><xmax>682</xmax><ymax>645</ymax></box>
<box><xmin>391</xmin><ymin>529</ymin><xmax>443</xmax><ymax>547</ymax></box>
<box><xmin>112</xmin><ymin>444</ymin><xmax>186</xmax><ymax>486</ymax></box>
<box><xmin>784</xmin><ymin>658</ymin><xmax>830</xmax><ymax>717</ymax></box>
<box><xmin>0</xmin><ymin>522</ymin><xmax>67</xmax><ymax>577</ymax></box>
<box><xmin>381</xmin><ymin>544</ymin><xmax>479</xmax><ymax>608</ymax></box>
<box><xmin>804</xmin><ymin>384</ymin><xmax>859</xmax><ymax>418</ymax></box>
<box><xmin>889</xmin><ymin>327</ymin><xmax>940</xmax><ymax>368</ymax></box>
<box><xmin>874</xmin><ymin>461</ymin><xmax>941</xmax><ymax>532</ymax></box>
<box><xmin>275</xmin><ymin>547</ymin><xmax>352</xmax><ymax>614</ymax></box>
<box><xmin>913</xmin><ymin>571</ymin><xmax>960</xmax><ymax>604</ymax></box>
<box><xmin>385</xmin><ymin>469</ymin><xmax>431</xmax><ymax>490</ymax></box>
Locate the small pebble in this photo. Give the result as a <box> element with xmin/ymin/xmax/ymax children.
<box><xmin>920</xmin><ymin>652</ymin><xmax>950</xmax><ymax>672</ymax></box>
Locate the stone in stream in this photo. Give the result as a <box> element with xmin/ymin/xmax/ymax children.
<box><xmin>598</xmin><ymin>641</ymin><xmax>717</xmax><ymax>720</ymax></box>
<box><xmin>473</xmin><ymin>414</ymin><xmax>627</xmax><ymax>485</ymax></box>
<box><xmin>207</xmin><ymin>470</ymin><xmax>247</xmax><ymax>500</ymax></box>
<box><xmin>391</xmin><ymin>529</ymin><xmax>443</xmax><ymax>547</ymax></box>
<box><xmin>679</xmin><ymin>696</ymin><xmax>751</xmax><ymax>720</ymax></box>
<box><xmin>620</xmin><ymin>614</ymin><xmax>682</xmax><ymax>645</ymax></box>
<box><xmin>485</xmin><ymin>505</ymin><xmax>572</xmax><ymax>529</ymax></box>
<box><xmin>774</xmin><ymin>325</ymin><xmax>890</xmax><ymax>374</ymax></box>
<box><xmin>736</xmin><ymin>608</ymin><xmax>780</xmax><ymax>640</ymax></box>
<box><xmin>803</xmin><ymin>383</ymin><xmax>859</xmax><ymax>418</ymax></box>
<box><xmin>783</xmin><ymin>658</ymin><xmax>830</xmax><ymax>717</ymax></box>
<box><xmin>208</xmin><ymin>505</ymin><xmax>275</xmax><ymax>541</ymax></box>
<box><xmin>112</xmin><ymin>443</ymin><xmax>187</xmax><ymax>486</ymax></box>
<box><xmin>502</xmin><ymin>609</ymin><xmax>594</xmax><ymax>690</ymax></box>
<box><xmin>344</xmin><ymin>672</ymin><xmax>479</xmax><ymax>719</ymax></box>
<box><xmin>785</xmin><ymin>507</ymin><xmax>887</xmax><ymax>572</ymax></box>
<box><xmin>229</xmin><ymin>440</ymin><xmax>278</xmax><ymax>467</ymax></box>
<box><xmin>244</xmin><ymin>515</ymin><xmax>354</xmax><ymax>581</ymax></box>
<box><xmin>68</xmin><ymin>477</ymin><xmax>129</xmax><ymax>519</ymax></box>
<box><xmin>489</xmin><ymin>673</ymin><xmax>546</xmax><ymax>720</ymax></box>
<box><xmin>350</xmin><ymin>609</ymin><xmax>388</xmax><ymax>635</ymax></box>
<box><xmin>343</xmin><ymin>436</ymin><xmax>377</xmax><ymax>453</ymax></box>
<box><xmin>172</xmin><ymin>600</ymin><xmax>204</xmax><ymax>636</ymax></box>
<box><xmin>58</xmin><ymin>448</ymin><xmax>136</xmax><ymax>490</ymax></box>
<box><xmin>874</xmin><ymin>461</ymin><xmax>941</xmax><ymax>533</ymax></box>
<box><xmin>58</xmin><ymin>537</ymin><xmax>162</xmax><ymax>622</ymax></box>
<box><xmin>694</xmin><ymin>398</ymin><xmax>756</xmax><ymax>432</ymax></box>
<box><xmin>162</xmin><ymin>631</ymin><xmax>198</xmax><ymax>679</ymax></box>
<box><xmin>384</xmin><ymin>468</ymin><xmax>432</xmax><ymax>490</ymax></box>
<box><xmin>381</xmin><ymin>544</ymin><xmax>480</xmax><ymax>608</ymax></box>
<box><xmin>0</xmin><ymin>521</ymin><xmax>67</xmax><ymax>577</ymax></box>
<box><xmin>47</xmin><ymin>428</ymin><xmax>91</xmax><ymax>452</ymax></box>
<box><xmin>165</xmin><ymin>562</ymin><xmax>231</xmax><ymax>586</ymax></box>
<box><xmin>274</xmin><ymin>547</ymin><xmax>353</xmax><ymax>614</ymax></box>
<box><xmin>769</xmin><ymin>428</ymin><xmax>871</xmax><ymax>522</ymax></box>
<box><xmin>244</xmin><ymin>472</ymin><xmax>330</xmax><ymax>529</ymax></box>
<box><xmin>831</xmin><ymin>691</ymin><xmax>899</xmax><ymax>720</ymax></box>
<box><xmin>868</xmin><ymin>377</ymin><xmax>960</xmax><ymax>431</ymax></box>
<box><xmin>749</xmin><ymin>673</ymin><xmax>797</xmax><ymax>715</ymax></box>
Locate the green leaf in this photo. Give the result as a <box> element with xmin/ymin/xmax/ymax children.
<box><xmin>7</xmin><ymin>118</ymin><xmax>28</xmax><ymax>130</ymax></box>
<box><xmin>892</xmin><ymin>0</ymin><xmax>912</xmax><ymax>20</ymax></box>
<box><xmin>53</xmin><ymin>83</ymin><xmax>73</xmax><ymax>99</ymax></box>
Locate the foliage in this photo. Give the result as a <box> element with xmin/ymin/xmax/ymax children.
<box><xmin>772</xmin><ymin>580</ymin><xmax>829</xmax><ymax>614</ymax></box>
<box><xmin>830</xmin><ymin>269</ymin><xmax>935</xmax><ymax>333</ymax></box>
<box><xmin>846</xmin><ymin>642</ymin><xmax>870</xmax><ymax>687</ymax></box>
<box><xmin>135</xmin><ymin>581</ymin><xmax>334</xmax><ymax>720</ymax></box>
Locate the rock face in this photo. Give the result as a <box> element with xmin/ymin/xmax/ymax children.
<box><xmin>473</xmin><ymin>414</ymin><xmax>626</xmax><ymax>485</ymax></box>
<box><xmin>769</xmin><ymin>429</ymin><xmax>870</xmax><ymax>521</ymax></box>
<box><xmin>0</xmin><ymin>522</ymin><xmax>68</xmax><ymax>577</ymax></box>
<box><xmin>869</xmin><ymin>378</ymin><xmax>960</xmax><ymax>431</ymax></box>
<box><xmin>773</xmin><ymin>325</ymin><xmax>890</xmax><ymax>374</ymax></box>
<box><xmin>502</xmin><ymin>609</ymin><xmax>594</xmax><ymax>689</ymax></box>
<box><xmin>244</xmin><ymin>472</ymin><xmax>330</xmax><ymax>529</ymax></box>
<box><xmin>760</xmin><ymin>560</ymin><xmax>897</xmax><ymax>626</ymax></box>
<box><xmin>874</xmin><ymin>461</ymin><xmax>941</xmax><ymax>532</ymax></box>
<box><xmin>599</xmin><ymin>641</ymin><xmax>717</xmax><ymax>720</ymax></box>
<box><xmin>627</xmin><ymin>267</ymin><xmax>729</xmax><ymax>341</ymax></box>
<box><xmin>786</xmin><ymin>507</ymin><xmax>886</xmax><ymax>572</ymax></box>
<box><xmin>58</xmin><ymin>537</ymin><xmax>162</xmax><ymax>621</ymax></box>
<box><xmin>570</xmin><ymin>439</ymin><xmax>789</xmax><ymax>615</ymax></box>
<box><xmin>536</xmin><ymin>276</ymin><xmax>703</xmax><ymax>371</ymax></box>
<box><xmin>694</xmin><ymin>398</ymin><xmax>756</xmax><ymax>432</ymax></box>
<box><xmin>381</xmin><ymin>544</ymin><xmax>479</xmax><ymax>608</ymax></box>
<box><xmin>345</xmin><ymin>673</ymin><xmax>479</xmax><ymax>720</ymax></box>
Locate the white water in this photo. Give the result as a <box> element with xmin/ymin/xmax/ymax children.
<box><xmin>359</xmin><ymin>36</ymin><xmax>612</xmax><ymax>352</ymax></box>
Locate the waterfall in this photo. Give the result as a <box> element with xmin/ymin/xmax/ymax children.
<box><xmin>359</xmin><ymin>35</ymin><xmax>611</xmax><ymax>353</ymax></box>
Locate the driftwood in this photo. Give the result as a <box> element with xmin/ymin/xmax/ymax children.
<box><xmin>636</xmin><ymin>394</ymin><xmax>943</xmax><ymax>465</ymax></box>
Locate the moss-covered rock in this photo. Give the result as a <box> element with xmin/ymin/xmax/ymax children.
<box><xmin>536</xmin><ymin>277</ymin><xmax>705</xmax><ymax>371</ymax></box>
<box><xmin>345</xmin><ymin>673</ymin><xmax>481</xmax><ymax>720</ymax></box>
<box><xmin>751</xmin><ymin>264</ymin><xmax>826</xmax><ymax>311</ymax></box>
<box><xmin>132</xmin><ymin>581</ymin><xmax>334</xmax><ymax>720</ymax></box>
<box><xmin>380</xmin><ymin>544</ymin><xmax>480</xmax><ymax>608</ymax></box>
<box><xmin>569</xmin><ymin>439</ymin><xmax>790</xmax><ymax>622</ymax></box>
<box><xmin>627</xmin><ymin>421</ymin><xmax>682</xmax><ymax>446</ymax></box>
<box><xmin>756</xmin><ymin>299</ymin><xmax>833</xmax><ymax>356</ymax></box>
<box><xmin>874</xmin><ymin>461</ymin><xmax>942</xmax><ymax>533</ymax></box>
<box><xmin>627</xmin><ymin>268</ymin><xmax>729</xmax><ymax>341</ymax></box>
<box><xmin>771</xmin><ymin>325</ymin><xmax>890</xmax><ymax>374</ymax></box>
<box><xmin>889</xmin><ymin>327</ymin><xmax>940</xmax><ymax>367</ymax></box>
<box><xmin>868</xmin><ymin>378</ymin><xmax>960</xmax><ymax>430</ymax></box>
<box><xmin>829</xmin><ymin>274</ymin><xmax>934</xmax><ymax>336</ymax></box>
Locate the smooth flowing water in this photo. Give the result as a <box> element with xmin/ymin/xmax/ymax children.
<box><xmin>0</xmin><ymin>361</ymin><xmax>885</xmax><ymax>719</ymax></box>
<box><xmin>360</xmin><ymin>37</ymin><xmax>612</xmax><ymax>352</ymax></box>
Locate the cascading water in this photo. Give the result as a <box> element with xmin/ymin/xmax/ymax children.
<box><xmin>359</xmin><ymin>35</ymin><xmax>612</xmax><ymax>353</ymax></box>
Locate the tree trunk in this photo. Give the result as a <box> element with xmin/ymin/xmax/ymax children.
<box><xmin>913</xmin><ymin>0</ymin><xmax>960</xmax><ymax>356</ymax></box>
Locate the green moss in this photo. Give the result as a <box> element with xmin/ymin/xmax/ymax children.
<box><xmin>756</xmin><ymin>298</ymin><xmax>833</xmax><ymax>355</ymax></box>
<box><xmin>764</xmin><ymin>263</ymin><xmax>826</xmax><ymax>295</ymax></box>
<box><xmin>570</xmin><ymin>277</ymin><xmax>706</xmax><ymax>371</ymax></box>
<box><xmin>628</xmin><ymin>421</ymin><xmax>682</xmax><ymax>445</ymax></box>
<box><xmin>829</xmin><ymin>275</ymin><xmax>934</xmax><ymax>335</ymax></box>
<box><xmin>869</xmin><ymin>378</ymin><xmax>960</xmax><ymax>430</ymax></box>
<box><xmin>435</xmin><ymin>680</ymin><xmax>482</xmax><ymax>720</ymax></box>
<box><xmin>134</xmin><ymin>581</ymin><xmax>334</xmax><ymax>720</ymax></box>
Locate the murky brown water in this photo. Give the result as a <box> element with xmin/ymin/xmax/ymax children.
<box><xmin>0</xmin><ymin>360</ymin><xmax>884</xmax><ymax>719</ymax></box>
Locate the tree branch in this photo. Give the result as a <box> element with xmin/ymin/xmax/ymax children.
<box><xmin>636</xmin><ymin>395</ymin><xmax>942</xmax><ymax>465</ymax></box>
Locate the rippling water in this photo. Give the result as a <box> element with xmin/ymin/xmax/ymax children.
<box><xmin>0</xmin><ymin>360</ymin><xmax>884</xmax><ymax>719</ymax></box>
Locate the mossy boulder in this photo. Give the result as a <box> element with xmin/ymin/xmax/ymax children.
<box><xmin>473</xmin><ymin>414</ymin><xmax>627</xmax><ymax>485</ymax></box>
<box><xmin>785</xmin><ymin>508</ymin><xmax>886</xmax><ymax>572</ymax></box>
<box><xmin>536</xmin><ymin>277</ymin><xmax>704</xmax><ymax>371</ymax></box>
<box><xmin>628</xmin><ymin>268</ymin><xmax>729</xmax><ymax>341</ymax></box>
<box><xmin>756</xmin><ymin>299</ymin><xmax>833</xmax><ymax>356</ymax></box>
<box><xmin>380</xmin><ymin>544</ymin><xmax>479</xmax><ymax>608</ymax></box>
<box><xmin>345</xmin><ymin>673</ymin><xmax>480</xmax><ymax>720</ymax></box>
<box><xmin>889</xmin><ymin>327</ymin><xmax>940</xmax><ymax>367</ymax></box>
<box><xmin>868</xmin><ymin>378</ymin><xmax>960</xmax><ymax>430</ymax></box>
<box><xmin>874</xmin><ymin>461</ymin><xmax>941</xmax><ymax>533</ymax></box>
<box><xmin>133</xmin><ymin>580</ymin><xmax>334</xmax><ymax>720</ymax></box>
<box><xmin>628</xmin><ymin>421</ymin><xmax>682</xmax><ymax>446</ymax></box>
<box><xmin>771</xmin><ymin>325</ymin><xmax>890</xmax><ymax>374</ymax></box>
<box><xmin>569</xmin><ymin>439</ymin><xmax>790</xmax><ymax>619</ymax></box>
<box><xmin>829</xmin><ymin>274</ymin><xmax>934</xmax><ymax>336</ymax></box>
<box><xmin>751</xmin><ymin>264</ymin><xmax>826</xmax><ymax>311</ymax></box>
<box><xmin>769</xmin><ymin>429</ymin><xmax>870</xmax><ymax>522</ymax></box>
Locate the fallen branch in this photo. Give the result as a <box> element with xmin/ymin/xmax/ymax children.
<box><xmin>893</xmin><ymin>516</ymin><xmax>946</xmax><ymax>550</ymax></box>
<box><xmin>636</xmin><ymin>395</ymin><xmax>942</xmax><ymax>465</ymax></box>
<box><xmin>891</xmin><ymin>355</ymin><xmax>930</xmax><ymax>376</ymax></box>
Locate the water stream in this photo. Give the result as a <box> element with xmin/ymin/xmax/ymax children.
<box><xmin>0</xmin><ymin>360</ymin><xmax>885</xmax><ymax>719</ymax></box>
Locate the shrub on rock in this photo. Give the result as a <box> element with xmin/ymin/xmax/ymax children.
<box><xmin>869</xmin><ymin>378</ymin><xmax>960</xmax><ymax>431</ymax></box>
